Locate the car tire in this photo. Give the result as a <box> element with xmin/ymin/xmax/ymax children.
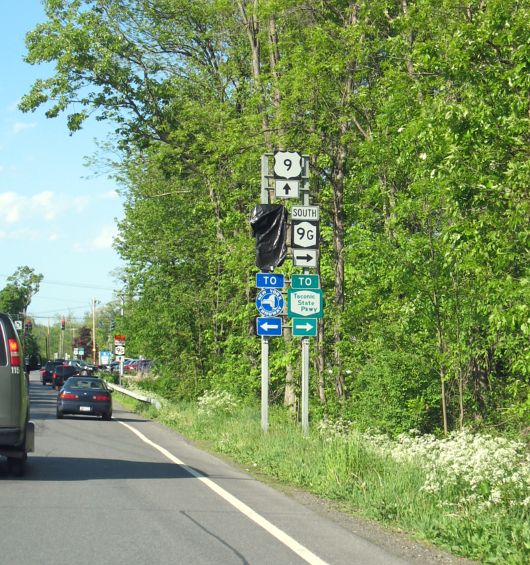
<box><xmin>7</xmin><ymin>457</ymin><xmax>25</xmax><ymax>477</ymax></box>
<box><xmin>56</xmin><ymin>410</ymin><xmax>64</xmax><ymax>419</ymax></box>
<box><xmin>102</xmin><ymin>412</ymin><xmax>112</xmax><ymax>421</ymax></box>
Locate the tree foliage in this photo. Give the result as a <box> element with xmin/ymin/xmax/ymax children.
<box><xmin>21</xmin><ymin>0</ymin><xmax>530</xmax><ymax>434</ymax></box>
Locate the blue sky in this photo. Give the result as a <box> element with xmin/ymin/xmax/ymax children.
<box><xmin>0</xmin><ymin>2</ymin><xmax>124</xmax><ymax>322</ymax></box>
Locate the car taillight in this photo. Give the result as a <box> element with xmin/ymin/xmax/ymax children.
<box><xmin>60</xmin><ymin>392</ymin><xmax>78</xmax><ymax>400</ymax></box>
<box><xmin>8</xmin><ymin>339</ymin><xmax>21</xmax><ymax>366</ymax></box>
<box><xmin>92</xmin><ymin>394</ymin><xmax>109</xmax><ymax>401</ymax></box>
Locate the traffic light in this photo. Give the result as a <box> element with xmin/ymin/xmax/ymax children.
<box><xmin>61</xmin><ymin>319</ymin><xmax>65</xmax><ymax>331</ymax></box>
<box><xmin>110</xmin><ymin>320</ymin><xmax>116</xmax><ymax>331</ymax></box>
<box><xmin>25</xmin><ymin>320</ymin><xmax>32</xmax><ymax>333</ymax></box>
<box><xmin>250</xmin><ymin>204</ymin><xmax>288</xmax><ymax>272</ymax></box>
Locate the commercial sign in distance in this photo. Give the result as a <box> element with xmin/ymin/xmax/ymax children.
<box><xmin>114</xmin><ymin>335</ymin><xmax>126</xmax><ymax>346</ymax></box>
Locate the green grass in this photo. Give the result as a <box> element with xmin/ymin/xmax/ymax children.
<box><xmin>112</xmin><ymin>392</ymin><xmax>530</xmax><ymax>564</ymax></box>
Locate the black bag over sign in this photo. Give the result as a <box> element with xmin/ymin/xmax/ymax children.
<box><xmin>250</xmin><ymin>204</ymin><xmax>288</xmax><ymax>272</ymax></box>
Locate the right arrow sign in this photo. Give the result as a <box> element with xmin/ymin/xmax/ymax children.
<box><xmin>292</xmin><ymin>249</ymin><xmax>318</xmax><ymax>268</ymax></box>
<box><xmin>292</xmin><ymin>318</ymin><xmax>318</xmax><ymax>337</ymax></box>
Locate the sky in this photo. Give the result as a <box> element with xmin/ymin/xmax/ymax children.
<box><xmin>0</xmin><ymin>2</ymin><xmax>124</xmax><ymax>322</ymax></box>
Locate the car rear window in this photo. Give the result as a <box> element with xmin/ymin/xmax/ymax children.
<box><xmin>0</xmin><ymin>323</ymin><xmax>7</xmax><ymax>366</ymax></box>
<box><xmin>68</xmin><ymin>379</ymin><xmax>105</xmax><ymax>390</ymax></box>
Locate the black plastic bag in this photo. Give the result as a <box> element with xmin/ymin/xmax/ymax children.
<box><xmin>250</xmin><ymin>204</ymin><xmax>287</xmax><ymax>272</ymax></box>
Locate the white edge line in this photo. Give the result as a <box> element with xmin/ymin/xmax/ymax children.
<box><xmin>118</xmin><ymin>420</ymin><xmax>328</xmax><ymax>565</ymax></box>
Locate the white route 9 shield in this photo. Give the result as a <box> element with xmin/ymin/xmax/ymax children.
<box><xmin>273</xmin><ymin>151</ymin><xmax>302</xmax><ymax>179</ymax></box>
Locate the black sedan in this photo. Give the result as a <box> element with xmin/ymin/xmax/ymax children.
<box><xmin>56</xmin><ymin>377</ymin><xmax>112</xmax><ymax>420</ymax></box>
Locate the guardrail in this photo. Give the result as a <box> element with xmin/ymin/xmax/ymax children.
<box><xmin>105</xmin><ymin>382</ymin><xmax>162</xmax><ymax>410</ymax></box>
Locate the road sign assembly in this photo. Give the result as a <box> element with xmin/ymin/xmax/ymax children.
<box><xmin>256</xmin><ymin>317</ymin><xmax>283</xmax><ymax>336</ymax></box>
<box><xmin>256</xmin><ymin>273</ymin><xmax>285</xmax><ymax>289</ymax></box>
<box><xmin>257</xmin><ymin>151</ymin><xmax>321</xmax><ymax>434</ymax></box>
<box><xmin>256</xmin><ymin>288</ymin><xmax>284</xmax><ymax>317</ymax></box>
<box><xmin>250</xmin><ymin>204</ymin><xmax>288</xmax><ymax>272</ymax></box>
<box><xmin>287</xmin><ymin>288</ymin><xmax>323</xmax><ymax>318</ymax></box>
<box><xmin>114</xmin><ymin>335</ymin><xmax>126</xmax><ymax>346</ymax></box>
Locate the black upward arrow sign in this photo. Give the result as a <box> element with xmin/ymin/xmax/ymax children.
<box><xmin>282</xmin><ymin>182</ymin><xmax>291</xmax><ymax>195</ymax></box>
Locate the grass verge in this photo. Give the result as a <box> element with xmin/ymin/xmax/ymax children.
<box><xmin>112</xmin><ymin>391</ymin><xmax>530</xmax><ymax>564</ymax></box>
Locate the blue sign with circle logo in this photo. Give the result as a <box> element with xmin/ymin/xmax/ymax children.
<box><xmin>256</xmin><ymin>289</ymin><xmax>284</xmax><ymax>317</ymax></box>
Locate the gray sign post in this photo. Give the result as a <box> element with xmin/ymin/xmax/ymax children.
<box><xmin>300</xmin><ymin>156</ymin><xmax>310</xmax><ymax>434</ymax></box>
<box><xmin>260</xmin><ymin>155</ymin><xmax>270</xmax><ymax>432</ymax></box>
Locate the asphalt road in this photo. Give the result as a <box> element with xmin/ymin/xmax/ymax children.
<box><xmin>0</xmin><ymin>373</ymin><xmax>462</xmax><ymax>565</ymax></box>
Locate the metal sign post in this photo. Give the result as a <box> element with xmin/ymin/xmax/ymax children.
<box><xmin>259</xmin><ymin>156</ymin><xmax>270</xmax><ymax>432</ymax></box>
<box><xmin>261</xmin><ymin>336</ymin><xmax>269</xmax><ymax>432</ymax></box>
<box><xmin>300</xmin><ymin>155</ymin><xmax>311</xmax><ymax>435</ymax></box>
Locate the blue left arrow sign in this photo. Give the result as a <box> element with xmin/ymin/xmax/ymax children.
<box><xmin>256</xmin><ymin>317</ymin><xmax>282</xmax><ymax>336</ymax></box>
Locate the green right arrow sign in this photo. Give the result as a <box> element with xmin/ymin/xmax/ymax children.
<box><xmin>292</xmin><ymin>318</ymin><xmax>317</xmax><ymax>337</ymax></box>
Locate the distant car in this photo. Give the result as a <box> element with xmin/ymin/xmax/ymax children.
<box><xmin>137</xmin><ymin>359</ymin><xmax>156</xmax><ymax>374</ymax></box>
<box><xmin>108</xmin><ymin>358</ymin><xmax>132</xmax><ymax>374</ymax></box>
<box><xmin>67</xmin><ymin>359</ymin><xmax>97</xmax><ymax>375</ymax></box>
<box><xmin>56</xmin><ymin>377</ymin><xmax>112</xmax><ymax>420</ymax></box>
<box><xmin>124</xmin><ymin>359</ymin><xmax>139</xmax><ymax>373</ymax></box>
<box><xmin>40</xmin><ymin>359</ymin><xmax>66</xmax><ymax>385</ymax></box>
<box><xmin>52</xmin><ymin>365</ymin><xmax>79</xmax><ymax>389</ymax></box>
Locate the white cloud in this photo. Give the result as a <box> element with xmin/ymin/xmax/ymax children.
<box><xmin>99</xmin><ymin>190</ymin><xmax>119</xmax><ymax>200</ymax></box>
<box><xmin>92</xmin><ymin>224</ymin><xmax>117</xmax><ymax>250</ymax></box>
<box><xmin>0</xmin><ymin>190</ymin><xmax>91</xmax><ymax>225</ymax></box>
<box><xmin>12</xmin><ymin>122</ymin><xmax>37</xmax><ymax>134</ymax></box>
<box><xmin>0</xmin><ymin>226</ymin><xmax>40</xmax><ymax>240</ymax></box>
<box><xmin>71</xmin><ymin>225</ymin><xmax>117</xmax><ymax>254</ymax></box>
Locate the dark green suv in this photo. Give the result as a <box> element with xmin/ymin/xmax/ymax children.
<box><xmin>0</xmin><ymin>313</ymin><xmax>35</xmax><ymax>476</ymax></box>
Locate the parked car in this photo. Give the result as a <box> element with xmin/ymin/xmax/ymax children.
<box><xmin>124</xmin><ymin>359</ymin><xmax>140</xmax><ymax>373</ymax></box>
<box><xmin>67</xmin><ymin>359</ymin><xmax>97</xmax><ymax>375</ymax></box>
<box><xmin>40</xmin><ymin>359</ymin><xmax>66</xmax><ymax>386</ymax></box>
<box><xmin>0</xmin><ymin>313</ymin><xmax>35</xmax><ymax>476</ymax></box>
<box><xmin>52</xmin><ymin>365</ymin><xmax>79</xmax><ymax>389</ymax></box>
<box><xmin>137</xmin><ymin>359</ymin><xmax>156</xmax><ymax>375</ymax></box>
<box><xmin>109</xmin><ymin>358</ymin><xmax>133</xmax><ymax>374</ymax></box>
<box><xmin>56</xmin><ymin>377</ymin><xmax>112</xmax><ymax>420</ymax></box>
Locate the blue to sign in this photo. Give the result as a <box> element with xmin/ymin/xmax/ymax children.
<box><xmin>256</xmin><ymin>273</ymin><xmax>284</xmax><ymax>288</ymax></box>
<box><xmin>256</xmin><ymin>317</ymin><xmax>282</xmax><ymax>336</ymax></box>
<box><xmin>256</xmin><ymin>288</ymin><xmax>284</xmax><ymax>316</ymax></box>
